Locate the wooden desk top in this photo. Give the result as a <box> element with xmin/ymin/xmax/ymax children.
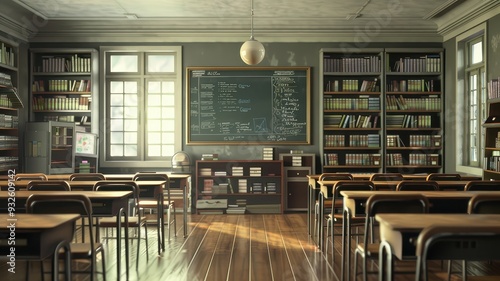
<box><xmin>0</xmin><ymin>180</ymin><xmax>167</xmax><ymax>189</ymax></box>
<box><xmin>0</xmin><ymin>190</ymin><xmax>132</xmax><ymax>199</ymax></box>
<box><xmin>340</xmin><ymin>190</ymin><xmax>490</xmax><ymax>199</ymax></box>
<box><xmin>0</xmin><ymin>213</ymin><xmax>80</xmax><ymax>230</ymax></box>
<box><xmin>44</xmin><ymin>173</ymin><xmax>191</xmax><ymax>180</ymax></box>
<box><xmin>376</xmin><ymin>213</ymin><xmax>500</xmax><ymax>231</ymax></box>
<box><xmin>307</xmin><ymin>174</ymin><xmax>481</xmax><ymax>181</ymax></box>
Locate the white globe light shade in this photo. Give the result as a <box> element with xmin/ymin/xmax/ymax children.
<box><xmin>240</xmin><ymin>38</ymin><xmax>265</xmax><ymax>65</ymax></box>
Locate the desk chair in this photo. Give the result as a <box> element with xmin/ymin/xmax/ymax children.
<box><xmin>14</xmin><ymin>173</ymin><xmax>48</xmax><ymax>181</ymax></box>
<box><xmin>26</xmin><ymin>194</ymin><xmax>106</xmax><ymax>281</ymax></box>
<box><xmin>396</xmin><ymin>180</ymin><xmax>439</xmax><ymax>191</ymax></box>
<box><xmin>415</xmin><ymin>225</ymin><xmax>500</xmax><ymax>281</ymax></box>
<box><xmin>133</xmin><ymin>173</ymin><xmax>177</xmax><ymax>244</ymax></box>
<box><xmin>94</xmin><ymin>180</ymin><xmax>148</xmax><ymax>268</ymax></box>
<box><xmin>353</xmin><ymin>193</ymin><xmax>429</xmax><ymax>281</ymax></box>
<box><xmin>426</xmin><ymin>173</ymin><xmax>461</xmax><ymax>181</ymax></box>
<box><xmin>70</xmin><ymin>173</ymin><xmax>106</xmax><ymax>181</ymax></box>
<box><xmin>314</xmin><ymin>173</ymin><xmax>353</xmax><ymax>250</ymax></box>
<box><xmin>464</xmin><ymin>180</ymin><xmax>500</xmax><ymax>191</ymax></box>
<box><xmin>325</xmin><ymin>180</ymin><xmax>374</xmax><ymax>279</ymax></box>
<box><xmin>369</xmin><ymin>173</ymin><xmax>403</xmax><ymax>182</ymax></box>
<box><xmin>26</xmin><ymin>180</ymin><xmax>71</xmax><ymax>191</ymax></box>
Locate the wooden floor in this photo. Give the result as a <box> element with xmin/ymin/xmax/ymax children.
<box><xmin>3</xmin><ymin>213</ymin><xmax>500</xmax><ymax>281</ymax></box>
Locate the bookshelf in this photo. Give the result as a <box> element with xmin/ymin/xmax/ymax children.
<box><xmin>384</xmin><ymin>48</ymin><xmax>444</xmax><ymax>173</ymax></box>
<box><xmin>29</xmin><ymin>48</ymin><xmax>98</xmax><ymax>133</ymax></box>
<box><xmin>195</xmin><ymin>160</ymin><xmax>284</xmax><ymax>214</ymax></box>
<box><xmin>0</xmin><ymin>37</ymin><xmax>21</xmax><ymax>173</ymax></box>
<box><xmin>279</xmin><ymin>153</ymin><xmax>315</xmax><ymax>211</ymax></box>
<box><xmin>24</xmin><ymin>121</ymin><xmax>75</xmax><ymax>174</ymax></box>
<box><xmin>483</xmin><ymin>82</ymin><xmax>500</xmax><ymax>179</ymax></box>
<box><xmin>320</xmin><ymin>48</ymin><xmax>383</xmax><ymax>174</ymax></box>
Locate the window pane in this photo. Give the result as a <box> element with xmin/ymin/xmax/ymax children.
<box><xmin>110</xmin><ymin>81</ymin><xmax>124</xmax><ymax>93</ymax></box>
<box><xmin>124</xmin><ymin>145</ymin><xmax>137</xmax><ymax>156</ymax></box>
<box><xmin>110</xmin><ymin>132</ymin><xmax>123</xmax><ymax>144</ymax></box>
<box><xmin>149</xmin><ymin>81</ymin><xmax>161</xmax><ymax>93</ymax></box>
<box><xmin>124</xmin><ymin>81</ymin><xmax>138</xmax><ymax>93</ymax></box>
<box><xmin>162</xmin><ymin>81</ymin><xmax>174</xmax><ymax>93</ymax></box>
<box><xmin>110</xmin><ymin>55</ymin><xmax>138</xmax><ymax>72</ymax></box>
<box><xmin>110</xmin><ymin>119</ymin><xmax>123</xmax><ymax>131</ymax></box>
<box><xmin>147</xmin><ymin>55</ymin><xmax>174</xmax><ymax>72</ymax></box>
<box><xmin>110</xmin><ymin>94</ymin><xmax>124</xmax><ymax>106</ymax></box>
<box><xmin>110</xmin><ymin>145</ymin><xmax>123</xmax><ymax>156</ymax></box>
<box><xmin>471</xmin><ymin>41</ymin><xmax>483</xmax><ymax>64</ymax></box>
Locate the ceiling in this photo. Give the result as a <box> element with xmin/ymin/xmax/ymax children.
<box><xmin>1</xmin><ymin>0</ymin><xmax>499</xmax><ymax>42</ymax></box>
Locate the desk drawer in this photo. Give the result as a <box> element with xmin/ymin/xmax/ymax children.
<box><xmin>286</xmin><ymin>168</ymin><xmax>311</xmax><ymax>178</ymax></box>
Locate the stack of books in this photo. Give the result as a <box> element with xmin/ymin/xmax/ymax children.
<box><xmin>214</xmin><ymin>170</ymin><xmax>227</xmax><ymax>176</ymax></box>
<box><xmin>238</xmin><ymin>179</ymin><xmax>248</xmax><ymax>193</ymax></box>
<box><xmin>212</xmin><ymin>183</ymin><xmax>228</xmax><ymax>194</ymax></box>
<box><xmin>262</xmin><ymin>147</ymin><xmax>274</xmax><ymax>160</ymax></box>
<box><xmin>226</xmin><ymin>200</ymin><xmax>247</xmax><ymax>214</ymax></box>
<box><xmin>292</xmin><ymin>156</ymin><xmax>302</xmax><ymax>166</ymax></box>
<box><xmin>201</xmin><ymin>153</ymin><xmax>219</xmax><ymax>160</ymax></box>
<box><xmin>199</xmin><ymin>168</ymin><xmax>212</xmax><ymax>176</ymax></box>
<box><xmin>252</xmin><ymin>182</ymin><xmax>263</xmax><ymax>193</ymax></box>
<box><xmin>266</xmin><ymin>182</ymin><xmax>277</xmax><ymax>193</ymax></box>
<box><xmin>232</xmin><ymin>166</ymin><xmax>244</xmax><ymax>176</ymax></box>
<box><xmin>249</xmin><ymin>167</ymin><xmax>261</xmax><ymax>177</ymax></box>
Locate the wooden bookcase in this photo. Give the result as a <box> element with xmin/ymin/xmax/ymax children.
<box><xmin>29</xmin><ymin>48</ymin><xmax>98</xmax><ymax>134</ymax></box>
<box><xmin>0</xmin><ymin>37</ymin><xmax>21</xmax><ymax>173</ymax></box>
<box><xmin>280</xmin><ymin>153</ymin><xmax>315</xmax><ymax>211</ymax></box>
<box><xmin>483</xmin><ymin>97</ymin><xmax>500</xmax><ymax>180</ymax></box>
<box><xmin>320</xmin><ymin>48</ymin><xmax>444</xmax><ymax>174</ymax></box>
<box><xmin>383</xmin><ymin>48</ymin><xmax>444</xmax><ymax>173</ymax></box>
<box><xmin>320</xmin><ymin>48</ymin><xmax>383</xmax><ymax>173</ymax></box>
<box><xmin>195</xmin><ymin>160</ymin><xmax>284</xmax><ymax>214</ymax></box>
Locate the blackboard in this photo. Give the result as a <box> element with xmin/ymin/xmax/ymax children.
<box><xmin>187</xmin><ymin>67</ymin><xmax>311</xmax><ymax>144</ymax></box>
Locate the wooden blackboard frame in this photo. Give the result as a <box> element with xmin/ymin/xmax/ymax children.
<box><xmin>186</xmin><ymin>66</ymin><xmax>311</xmax><ymax>145</ymax></box>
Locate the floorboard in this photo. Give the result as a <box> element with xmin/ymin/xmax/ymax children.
<box><xmin>3</xmin><ymin>213</ymin><xmax>500</xmax><ymax>281</ymax></box>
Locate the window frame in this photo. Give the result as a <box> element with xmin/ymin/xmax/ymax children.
<box><xmin>99</xmin><ymin>46</ymin><xmax>182</xmax><ymax>168</ymax></box>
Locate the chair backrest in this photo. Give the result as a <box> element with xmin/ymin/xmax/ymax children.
<box><xmin>369</xmin><ymin>173</ymin><xmax>403</xmax><ymax>181</ymax></box>
<box><xmin>70</xmin><ymin>173</ymin><xmax>106</xmax><ymax>181</ymax></box>
<box><xmin>396</xmin><ymin>180</ymin><xmax>439</xmax><ymax>191</ymax></box>
<box><xmin>27</xmin><ymin>180</ymin><xmax>71</xmax><ymax>191</ymax></box>
<box><xmin>333</xmin><ymin>180</ymin><xmax>375</xmax><ymax>200</ymax></box>
<box><xmin>132</xmin><ymin>173</ymin><xmax>170</xmax><ymax>199</ymax></box>
<box><xmin>468</xmin><ymin>194</ymin><xmax>500</xmax><ymax>214</ymax></box>
<box><xmin>415</xmin><ymin>225</ymin><xmax>500</xmax><ymax>281</ymax></box>
<box><xmin>464</xmin><ymin>180</ymin><xmax>500</xmax><ymax>191</ymax></box>
<box><xmin>426</xmin><ymin>173</ymin><xmax>461</xmax><ymax>181</ymax></box>
<box><xmin>94</xmin><ymin>180</ymin><xmax>139</xmax><ymax>205</ymax></box>
<box><xmin>318</xmin><ymin>173</ymin><xmax>353</xmax><ymax>181</ymax></box>
<box><xmin>14</xmin><ymin>173</ymin><xmax>48</xmax><ymax>181</ymax></box>
<box><xmin>26</xmin><ymin>193</ymin><xmax>95</xmax><ymax>243</ymax></box>
<box><xmin>364</xmin><ymin>193</ymin><xmax>429</xmax><ymax>245</ymax></box>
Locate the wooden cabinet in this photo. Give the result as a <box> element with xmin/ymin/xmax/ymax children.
<box><xmin>24</xmin><ymin>121</ymin><xmax>75</xmax><ymax>174</ymax></box>
<box><xmin>30</xmin><ymin>48</ymin><xmax>98</xmax><ymax>133</ymax></box>
<box><xmin>320</xmin><ymin>48</ymin><xmax>383</xmax><ymax>173</ymax></box>
<box><xmin>195</xmin><ymin>160</ymin><xmax>283</xmax><ymax>214</ymax></box>
<box><xmin>384</xmin><ymin>48</ymin><xmax>443</xmax><ymax>173</ymax></box>
<box><xmin>280</xmin><ymin>153</ymin><xmax>315</xmax><ymax>211</ymax></box>
<box><xmin>0</xmin><ymin>37</ymin><xmax>21</xmax><ymax>173</ymax></box>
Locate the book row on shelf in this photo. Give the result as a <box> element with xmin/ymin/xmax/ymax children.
<box><xmin>32</xmin><ymin>79</ymin><xmax>91</xmax><ymax>92</ymax></box>
<box><xmin>488</xmin><ymin>78</ymin><xmax>500</xmax><ymax>99</ymax></box>
<box><xmin>0</xmin><ymin>72</ymin><xmax>12</xmax><ymax>86</ymax></box>
<box><xmin>0</xmin><ymin>95</ymin><xmax>17</xmax><ymax>108</ymax></box>
<box><xmin>262</xmin><ymin>147</ymin><xmax>274</xmax><ymax>160</ymax></box>
<box><xmin>484</xmin><ymin>155</ymin><xmax>500</xmax><ymax>172</ymax></box>
<box><xmin>386</xmin><ymin>153</ymin><xmax>439</xmax><ymax>166</ymax></box>
<box><xmin>387</xmin><ymin>134</ymin><xmax>442</xmax><ymax>147</ymax></box>
<box><xmin>0</xmin><ymin>43</ymin><xmax>15</xmax><ymax>67</ymax></box>
<box><xmin>324</xmin><ymin>79</ymin><xmax>379</xmax><ymax>92</ymax></box>
<box><xmin>389</xmin><ymin>55</ymin><xmax>441</xmax><ymax>73</ymax></box>
<box><xmin>323</xmin><ymin>153</ymin><xmax>381</xmax><ymax>166</ymax></box>
<box><xmin>386</xmin><ymin>95</ymin><xmax>441</xmax><ymax>111</ymax></box>
<box><xmin>0</xmin><ymin>157</ymin><xmax>18</xmax><ymax>168</ymax></box>
<box><xmin>324</xmin><ymin>134</ymin><xmax>380</xmax><ymax>147</ymax></box>
<box><xmin>202</xmin><ymin>179</ymin><xmax>278</xmax><ymax>194</ymax></box>
<box><xmin>386</xmin><ymin>115</ymin><xmax>433</xmax><ymax>128</ymax></box>
<box><xmin>325</xmin><ymin>114</ymin><xmax>378</xmax><ymax>128</ymax></box>
<box><xmin>32</xmin><ymin>96</ymin><xmax>90</xmax><ymax>111</ymax></box>
<box><xmin>34</xmin><ymin>54</ymin><xmax>91</xmax><ymax>73</ymax></box>
<box><xmin>386</xmin><ymin>79</ymin><xmax>440</xmax><ymax>92</ymax></box>
<box><xmin>324</xmin><ymin>96</ymin><xmax>380</xmax><ymax>110</ymax></box>
<box><xmin>0</xmin><ymin>136</ymin><xmax>18</xmax><ymax>148</ymax></box>
<box><xmin>0</xmin><ymin>114</ymin><xmax>18</xmax><ymax>128</ymax></box>
<box><xmin>323</xmin><ymin>55</ymin><xmax>381</xmax><ymax>73</ymax></box>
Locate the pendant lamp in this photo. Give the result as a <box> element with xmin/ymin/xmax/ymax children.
<box><xmin>240</xmin><ymin>0</ymin><xmax>265</xmax><ymax>65</ymax></box>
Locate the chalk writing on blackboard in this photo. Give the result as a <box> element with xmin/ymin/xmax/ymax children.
<box><xmin>187</xmin><ymin>67</ymin><xmax>310</xmax><ymax>144</ymax></box>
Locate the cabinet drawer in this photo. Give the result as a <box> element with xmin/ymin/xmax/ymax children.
<box><xmin>286</xmin><ymin>168</ymin><xmax>311</xmax><ymax>178</ymax></box>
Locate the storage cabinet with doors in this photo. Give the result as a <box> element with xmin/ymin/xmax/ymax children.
<box><xmin>280</xmin><ymin>153</ymin><xmax>315</xmax><ymax>211</ymax></box>
<box><xmin>24</xmin><ymin>121</ymin><xmax>75</xmax><ymax>174</ymax></box>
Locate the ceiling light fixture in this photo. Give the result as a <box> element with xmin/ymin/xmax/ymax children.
<box><xmin>240</xmin><ymin>0</ymin><xmax>265</xmax><ymax>65</ymax></box>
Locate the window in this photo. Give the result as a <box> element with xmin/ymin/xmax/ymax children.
<box><xmin>461</xmin><ymin>36</ymin><xmax>486</xmax><ymax>168</ymax></box>
<box><xmin>100</xmin><ymin>47</ymin><xmax>182</xmax><ymax>168</ymax></box>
